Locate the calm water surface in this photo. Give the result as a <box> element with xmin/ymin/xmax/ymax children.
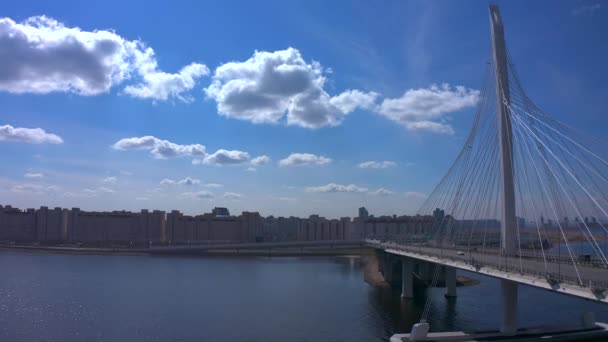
<box><xmin>1</xmin><ymin>250</ymin><xmax>607</xmax><ymax>342</ymax></box>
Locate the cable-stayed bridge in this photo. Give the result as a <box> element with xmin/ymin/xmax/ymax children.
<box><xmin>368</xmin><ymin>4</ymin><xmax>608</xmax><ymax>341</ymax></box>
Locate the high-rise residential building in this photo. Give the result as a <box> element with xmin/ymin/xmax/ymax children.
<box><xmin>212</xmin><ymin>207</ymin><xmax>230</xmax><ymax>217</ymax></box>
<box><xmin>0</xmin><ymin>204</ymin><xmax>360</xmax><ymax>245</ymax></box>
<box><xmin>433</xmin><ymin>208</ymin><xmax>445</xmax><ymax>223</ymax></box>
<box><xmin>358</xmin><ymin>207</ymin><xmax>369</xmax><ymax>219</ymax></box>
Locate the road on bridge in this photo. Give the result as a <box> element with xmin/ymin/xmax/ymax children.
<box><xmin>369</xmin><ymin>240</ymin><xmax>608</xmax><ymax>299</ymax></box>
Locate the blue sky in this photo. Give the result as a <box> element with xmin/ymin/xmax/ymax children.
<box><xmin>1</xmin><ymin>0</ymin><xmax>606</xmax><ymax>218</ymax></box>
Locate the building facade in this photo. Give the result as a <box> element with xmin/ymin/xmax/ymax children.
<box><xmin>3</xmin><ymin>205</ymin><xmax>440</xmax><ymax>246</ymax></box>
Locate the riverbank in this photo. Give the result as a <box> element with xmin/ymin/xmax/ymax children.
<box><xmin>0</xmin><ymin>244</ymin><xmax>147</xmax><ymax>256</ymax></box>
<box><xmin>0</xmin><ymin>243</ymin><xmax>374</xmax><ymax>257</ymax></box>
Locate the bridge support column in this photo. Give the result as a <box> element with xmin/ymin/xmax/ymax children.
<box><xmin>500</xmin><ymin>280</ymin><xmax>518</xmax><ymax>334</ymax></box>
<box><xmin>445</xmin><ymin>267</ymin><xmax>457</xmax><ymax>298</ymax></box>
<box><xmin>383</xmin><ymin>255</ymin><xmax>393</xmax><ymax>284</ymax></box>
<box><xmin>401</xmin><ymin>258</ymin><xmax>414</xmax><ymax>298</ymax></box>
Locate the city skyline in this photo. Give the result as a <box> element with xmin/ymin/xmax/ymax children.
<box><xmin>1</xmin><ymin>1</ymin><xmax>607</xmax><ymax>218</ymax></box>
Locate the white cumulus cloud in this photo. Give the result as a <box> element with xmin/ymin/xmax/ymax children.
<box><xmin>376</xmin><ymin>84</ymin><xmax>478</xmax><ymax>134</ymax></box>
<box><xmin>305</xmin><ymin>183</ymin><xmax>368</xmax><ymax>193</ymax></box>
<box><xmin>278</xmin><ymin>153</ymin><xmax>332</xmax><ymax>167</ymax></box>
<box><xmin>357</xmin><ymin>160</ymin><xmax>397</xmax><ymax>169</ymax></box>
<box><xmin>205</xmin><ymin>47</ymin><xmax>378</xmax><ymax>128</ymax></box>
<box><xmin>194</xmin><ymin>149</ymin><xmax>250</xmax><ymax>166</ymax></box>
<box><xmin>124</xmin><ymin>62</ymin><xmax>209</xmax><ymax>102</ymax></box>
<box><xmin>329</xmin><ymin>89</ymin><xmax>378</xmax><ymax>113</ymax></box>
<box><xmin>0</xmin><ymin>124</ymin><xmax>63</xmax><ymax>144</ymax></box>
<box><xmin>112</xmin><ymin>136</ymin><xmax>206</xmax><ymax>159</ymax></box>
<box><xmin>0</xmin><ymin>16</ymin><xmax>207</xmax><ymax>101</ymax></box>
<box><xmin>250</xmin><ymin>155</ymin><xmax>271</xmax><ymax>166</ymax></box>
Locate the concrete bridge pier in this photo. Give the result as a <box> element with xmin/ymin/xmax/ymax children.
<box><xmin>501</xmin><ymin>279</ymin><xmax>518</xmax><ymax>333</ymax></box>
<box><xmin>382</xmin><ymin>253</ymin><xmax>394</xmax><ymax>284</ymax></box>
<box><xmin>445</xmin><ymin>266</ymin><xmax>457</xmax><ymax>298</ymax></box>
<box><xmin>401</xmin><ymin>258</ymin><xmax>414</xmax><ymax>299</ymax></box>
<box><xmin>417</xmin><ymin>262</ymin><xmax>445</xmax><ymax>285</ymax></box>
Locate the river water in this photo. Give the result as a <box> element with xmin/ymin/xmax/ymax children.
<box><xmin>1</xmin><ymin>250</ymin><xmax>607</xmax><ymax>342</ymax></box>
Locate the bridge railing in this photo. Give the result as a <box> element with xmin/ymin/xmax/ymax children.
<box><xmin>380</xmin><ymin>238</ymin><xmax>607</xmax><ymax>268</ymax></box>
<box><xmin>366</xmin><ymin>239</ymin><xmax>608</xmax><ymax>290</ymax></box>
<box><xmin>390</xmin><ymin>234</ymin><xmax>608</xmax><ymax>266</ymax></box>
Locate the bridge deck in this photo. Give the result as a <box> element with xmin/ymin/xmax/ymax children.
<box><xmin>367</xmin><ymin>240</ymin><xmax>608</xmax><ymax>304</ymax></box>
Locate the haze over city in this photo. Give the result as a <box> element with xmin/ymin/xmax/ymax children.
<box><xmin>2</xmin><ymin>1</ymin><xmax>606</xmax><ymax>218</ymax></box>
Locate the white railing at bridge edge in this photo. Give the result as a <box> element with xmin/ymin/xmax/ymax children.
<box><xmin>365</xmin><ymin>239</ymin><xmax>608</xmax><ymax>292</ymax></box>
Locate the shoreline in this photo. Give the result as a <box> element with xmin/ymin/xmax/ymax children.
<box><xmin>0</xmin><ymin>244</ymin><xmax>374</xmax><ymax>257</ymax></box>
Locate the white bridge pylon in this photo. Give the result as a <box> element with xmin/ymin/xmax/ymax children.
<box><xmin>376</xmin><ymin>3</ymin><xmax>608</xmax><ymax>338</ymax></box>
<box><xmin>490</xmin><ymin>4</ymin><xmax>519</xmax><ymax>334</ymax></box>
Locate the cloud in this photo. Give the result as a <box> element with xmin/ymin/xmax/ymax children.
<box><xmin>246</xmin><ymin>167</ymin><xmax>256</xmax><ymax>172</ymax></box>
<box><xmin>136</xmin><ymin>196</ymin><xmax>149</xmax><ymax>201</ymax></box>
<box><xmin>194</xmin><ymin>149</ymin><xmax>250</xmax><ymax>166</ymax></box>
<box><xmin>223</xmin><ymin>192</ymin><xmax>243</xmax><ymax>199</ymax></box>
<box><xmin>376</xmin><ymin>84</ymin><xmax>478</xmax><ymax>134</ymax></box>
<box><xmin>357</xmin><ymin>160</ymin><xmax>397</xmax><ymax>169</ymax></box>
<box><xmin>205</xmin><ymin>47</ymin><xmax>378</xmax><ymax>128</ymax></box>
<box><xmin>112</xmin><ymin>136</ymin><xmax>206</xmax><ymax>159</ymax></box>
<box><xmin>24</xmin><ymin>172</ymin><xmax>44</xmax><ymax>179</ymax></box>
<box><xmin>0</xmin><ymin>16</ymin><xmax>207</xmax><ymax>101</ymax></box>
<box><xmin>69</xmin><ymin>187</ymin><xmax>115</xmax><ymax>198</ymax></box>
<box><xmin>160</xmin><ymin>178</ymin><xmax>176</xmax><ymax>185</ymax></box>
<box><xmin>120</xmin><ymin>170</ymin><xmax>133</xmax><ymax>176</ymax></box>
<box><xmin>371</xmin><ymin>188</ymin><xmax>395</xmax><ymax>196</ymax></box>
<box><xmin>250</xmin><ymin>155</ymin><xmax>271</xmax><ymax>166</ymax></box>
<box><xmin>101</xmin><ymin>176</ymin><xmax>117</xmax><ymax>184</ymax></box>
<box><xmin>572</xmin><ymin>3</ymin><xmax>601</xmax><ymax>15</ymax></box>
<box><xmin>203</xmin><ymin>183</ymin><xmax>223</xmax><ymax>188</ymax></box>
<box><xmin>161</xmin><ymin>177</ymin><xmax>200</xmax><ymax>186</ymax></box>
<box><xmin>177</xmin><ymin>177</ymin><xmax>200</xmax><ymax>185</ymax></box>
<box><xmin>11</xmin><ymin>183</ymin><xmax>59</xmax><ymax>194</ymax></box>
<box><xmin>329</xmin><ymin>89</ymin><xmax>379</xmax><ymax>113</ymax></box>
<box><xmin>278</xmin><ymin>153</ymin><xmax>332</xmax><ymax>167</ymax></box>
<box><xmin>403</xmin><ymin>121</ymin><xmax>454</xmax><ymax>134</ymax></box>
<box><xmin>305</xmin><ymin>183</ymin><xmax>368</xmax><ymax>193</ymax></box>
<box><xmin>124</xmin><ymin>63</ymin><xmax>209</xmax><ymax>102</ymax></box>
<box><xmin>180</xmin><ymin>190</ymin><xmax>214</xmax><ymax>199</ymax></box>
<box><xmin>0</xmin><ymin>124</ymin><xmax>63</xmax><ymax>144</ymax></box>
